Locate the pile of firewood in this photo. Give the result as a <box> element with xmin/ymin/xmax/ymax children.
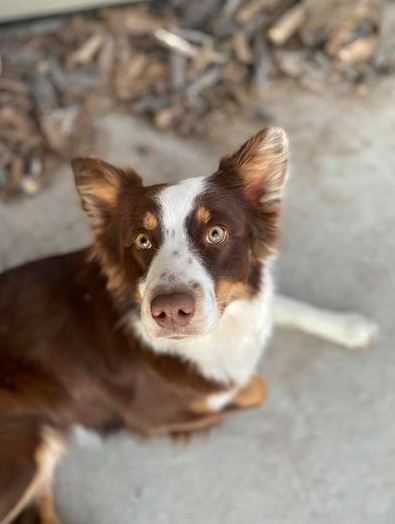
<box><xmin>0</xmin><ymin>0</ymin><xmax>391</xmax><ymax>199</ymax></box>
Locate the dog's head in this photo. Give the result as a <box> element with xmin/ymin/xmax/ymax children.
<box><xmin>72</xmin><ymin>127</ymin><xmax>288</xmax><ymax>342</ymax></box>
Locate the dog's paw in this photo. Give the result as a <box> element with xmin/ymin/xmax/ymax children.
<box><xmin>232</xmin><ymin>375</ymin><xmax>268</xmax><ymax>409</ymax></box>
<box><xmin>338</xmin><ymin>314</ymin><xmax>379</xmax><ymax>349</ymax></box>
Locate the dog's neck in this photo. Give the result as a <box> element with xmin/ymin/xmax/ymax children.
<box><xmin>127</xmin><ymin>264</ymin><xmax>274</xmax><ymax>387</ymax></box>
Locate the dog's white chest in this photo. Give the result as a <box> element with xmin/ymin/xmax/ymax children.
<box><xmin>134</xmin><ymin>271</ymin><xmax>274</xmax><ymax>388</ymax></box>
<box><xmin>186</xmin><ymin>284</ymin><xmax>273</xmax><ymax>386</ymax></box>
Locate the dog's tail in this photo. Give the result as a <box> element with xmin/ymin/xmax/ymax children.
<box><xmin>273</xmin><ymin>295</ymin><xmax>379</xmax><ymax>349</ymax></box>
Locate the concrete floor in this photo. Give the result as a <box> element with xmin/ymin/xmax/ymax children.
<box><xmin>0</xmin><ymin>0</ymin><xmax>132</xmax><ymax>23</ymax></box>
<box><xmin>1</xmin><ymin>78</ymin><xmax>394</xmax><ymax>524</ymax></box>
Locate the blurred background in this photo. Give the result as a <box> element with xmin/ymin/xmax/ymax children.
<box><xmin>0</xmin><ymin>1</ymin><xmax>394</xmax><ymax>523</ymax></box>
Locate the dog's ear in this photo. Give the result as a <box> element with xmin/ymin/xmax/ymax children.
<box><xmin>71</xmin><ymin>158</ymin><xmax>142</xmax><ymax>229</ymax></box>
<box><xmin>219</xmin><ymin>127</ymin><xmax>288</xmax><ymax>207</ymax></box>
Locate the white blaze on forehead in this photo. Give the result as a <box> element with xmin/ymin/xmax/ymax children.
<box><xmin>136</xmin><ymin>175</ymin><xmax>218</xmax><ymax>341</ymax></box>
<box><xmin>150</xmin><ymin>175</ymin><xmax>210</xmax><ymax>289</ymax></box>
<box><xmin>138</xmin><ymin>175</ymin><xmax>218</xmax><ymax>330</ymax></box>
<box><xmin>149</xmin><ymin>175</ymin><xmax>211</xmax><ymax>287</ymax></box>
<box><xmin>157</xmin><ymin>176</ymin><xmax>206</xmax><ymax>238</ymax></box>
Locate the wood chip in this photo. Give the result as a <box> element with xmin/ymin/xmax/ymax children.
<box><xmin>122</xmin><ymin>8</ymin><xmax>162</xmax><ymax>34</ymax></box>
<box><xmin>0</xmin><ymin>0</ymin><xmax>388</xmax><ymax>199</ymax></box>
<box><xmin>68</xmin><ymin>34</ymin><xmax>104</xmax><ymax>66</ymax></box>
<box><xmin>0</xmin><ymin>107</ymin><xmax>34</xmax><ymax>137</ymax></box>
<box><xmin>174</xmin><ymin>28</ymin><xmax>214</xmax><ymax>47</ymax></box>
<box><xmin>268</xmin><ymin>4</ymin><xmax>306</xmax><ymax>45</ymax></box>
<box><xmin>114</xmin><ymin>54</ymin><xmax>147</xmax><ymax>100</ymax></box>
<box><xmin>237</xmin><ymin>0</ymin><xmax>280</xmax><ymax>24</ymax></box>
<box><xmin>154</xmin><ymin>105</ymin><xmax>182</xmax><ymax>129</ymax></box>
<box><xmin>0</xmin><ymin>143</ymin><xmax>12</xmax><ymax>168</ymax></box>
<box><xmin>223</xmin><ymin>0</ymin><xmax>244</xmax><ymax>18</ymax></box>
<box><xmin>31</xmin><ymin>74</ymin><xmax>58</xmax><ymax>113</ymax></box>
<box><xmin>253</xmin><ymin>33</ymin><xmax>273</xmax><ymax>89</ymax></box>
<box><xmin>0</xmin><ymin>78</ymin><xmax>29</xmax><ymax>96</ymax></box>
<box><xmin>98</xmin><ymin>36</ymin><xmax>115</xmax><ymax>82</ymax></box>
<box><xmin>338</xmin><ymin>36</ymin><xmax>378</xmax><ymax>64</ymax></box>
<box><xmin>302</xmin><ymin>0</ymin><xmax>381</xmax><ymax>50</ymax></box>
<box><xmin>170</xmin><ymin>52</ymin><xmax>187</xmax><ymax>90</ymax></box>
<box><xmin>186</xmin><ymin>66</ymin><xmax>223</xmax><ymax>97</ymax></box>
<box><xmin>274</xmin><ymin>49</ymin><xmax>306</xmax><ymax>78</ymax></box>
<box><xmin>155</xmin><ymin>28</ymin><xmax>199</xmax><ymax>57</ymax></box>
<box><xmin>40</xmin><ymin>106</ymin><xmax>81</xmax><ymax>155</ymax></box>
<box><xmin>233</xmin><ymin>32</ymin><xmax>254</xmax><ymax>64</ymax></box>
<box><xmin>10</xmin><ymin>158</ymin><xmax>24</xmax><ymax>187</ymax></box>
<box><xmin>103</xmin><ymin>6</ymin><xmax>161</xmax><ymax>35</ymax></box>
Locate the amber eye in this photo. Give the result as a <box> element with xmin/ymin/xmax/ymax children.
<box><xmin>135</xmin><ymin>233</ymin><xmax>152</xmax><ymax>250</ymax></box>
<box><xmin>206</xmin><ymin>225</ymin><xmax>228</xmax><ymax>245</ymax></box>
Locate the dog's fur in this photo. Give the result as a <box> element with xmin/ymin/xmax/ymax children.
<box><xmin>0</xmin><ymin>128</ymin><xmax>377</xmax><ymax>524</ymax></box>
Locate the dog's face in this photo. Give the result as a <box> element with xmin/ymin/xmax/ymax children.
<box><xmin>72</xmin><ymin>128</ymin><xmax>288</xmax><ymax>341</ymax></box>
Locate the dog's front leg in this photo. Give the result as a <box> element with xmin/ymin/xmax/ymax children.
<box><xmin>145</xmin><ymin>412</ymin><xmax>225</xmax><ymax>437</ymax></box>
<box><xmin>121</xmin><ymin>401</ymin><xmax>225</xmax><ymax>438</ymax></box>
<box><xmin>230</xmin><ymin>375</ymin><xmax>268</xmax><ymax>410</ymax></box>
<box><xmin>190</xmin><ymin>375</ymin><xmax>268</xmax><ymax>416</ymax></box>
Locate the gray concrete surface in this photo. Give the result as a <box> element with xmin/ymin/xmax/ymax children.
<box><xmin>0</xmin><ymin>1</ymin><xmax>133</xmax><ymax>23</ymax></box>
<box><xmin>1</xmin><ymin>78</ymin><xmax>394</xmax><ymax>524</ymax></box>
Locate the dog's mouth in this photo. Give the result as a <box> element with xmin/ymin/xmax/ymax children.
<box><xmin>145</xmin><ymin>311</ymin><xmax>220</xmax><ymax>342</ymax></box>
<box><xmin>162</xmin><ymin>334</ymin><xmax>189</xmax><ymax>340</ymax></box>
<box><xmin>149</xmin><ymin>323</ymin><xmax>210</xmax><ymax>340</ymax></box>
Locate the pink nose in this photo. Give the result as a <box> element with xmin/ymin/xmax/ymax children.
<box><xmin>151</xmin><ymin>292</ymin><xmax>196</xmax><ymax>330</ymax></box>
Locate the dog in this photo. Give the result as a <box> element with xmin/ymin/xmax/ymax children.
<box><xmin>0</xmin><ymin>127</ymin><xmax>377</xmax><ymax>524</ymax></box>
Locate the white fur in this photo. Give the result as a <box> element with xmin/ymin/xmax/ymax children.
<box><xmin>71</xmin><ymin>425</ymin><xmax>103</xmax><ymax>448</ymax></box>
<box><xmin>128</xmin><ymin>175</ymin><xmax>275</xmax><ymax>388</ymax></box>
<box><xmin>273</xmin><ymin>295</ymin><xmax>378</xmax><ymax>349</ymax></box>
<box><xmin>207</xmin><ymin>389</ymin><xmax>238</xmax><ymax>411</ymax></box>
<box><xmin>138</xmin><ymin>176</ymin><xmax>220</xmax><ymax>339</ymax></box>
<box><xmin>133</xmin><ymin>264</ymin><xmax>274</xmax><ymax>387</ymax></box>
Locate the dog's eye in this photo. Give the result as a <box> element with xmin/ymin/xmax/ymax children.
<box><xmin>206</xmin><ymin>225</ymin><xmax>228</xmax><ymax>245</ymax></box>
<box><xmin>135</xmin><ymin>233</ymin><xmax>152</xmax><ymax>250</ymax></box>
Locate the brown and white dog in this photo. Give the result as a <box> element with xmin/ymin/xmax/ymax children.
<box><xmin>0</xmin><ymin>128</ymin><xmax>377</xmax><ymax>524</ymax></box>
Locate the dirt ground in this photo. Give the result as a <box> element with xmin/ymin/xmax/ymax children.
<box><xmin>1</xmin><ymin>76</ymin><xmax>394</xmax><ymax>523</ymax></box>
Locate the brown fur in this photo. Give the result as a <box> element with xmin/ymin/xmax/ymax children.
<box><xmin>36</xmin><ymin>489</ymin><xmax>61</xmax><ymax>524</ymax></box>
<box><xmin>143</xmin><ymin>211</ymin><xmax>158</xmax><ymax>231</ymax></box>
<box><xmin>72</xmin><ymin>158</ymin><xmax>166</xmax><ymax>310</ymax></box>
<box><xmin>215</xmin><ymin>278</ymin><xmax>251</xmax><ymax>310</ymax></box>
<box><xmin>183</xmin><ymin>128</ymin><xmax>288</xmax><ymax>304</ymax></box>
<box><xmin>0</xmin><ymin>251</ymin><xmax>237</xmax><ymax>523</ymax></box>
<box><xmin>232</xmin><ymin>375</ymin><xmax>268</xmax><ymax>409</ymax></box>
<box><xmin>196</xmin><ymin>206</ymin><xmax>211</xmax><ymax>225</ymax></box>
<box><xmin>0</xmin><ymin>128</ymin><xmax>287</xmax><ymax>523</ymax></box>
<box><xmin>214</xmin><ymin>127</ymin><xmax>288</xmax><ymax>259</ymax></box>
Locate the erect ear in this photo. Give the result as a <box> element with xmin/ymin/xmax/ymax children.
<box><xmin>71</xmin><ymin>158</ymin><xmax>142</xmax><ymax>229</ymax></box>
<box><xmin>219</xmin><ymin>127</ymin><xmax>289</xmax><ymax>207</ymax></box>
